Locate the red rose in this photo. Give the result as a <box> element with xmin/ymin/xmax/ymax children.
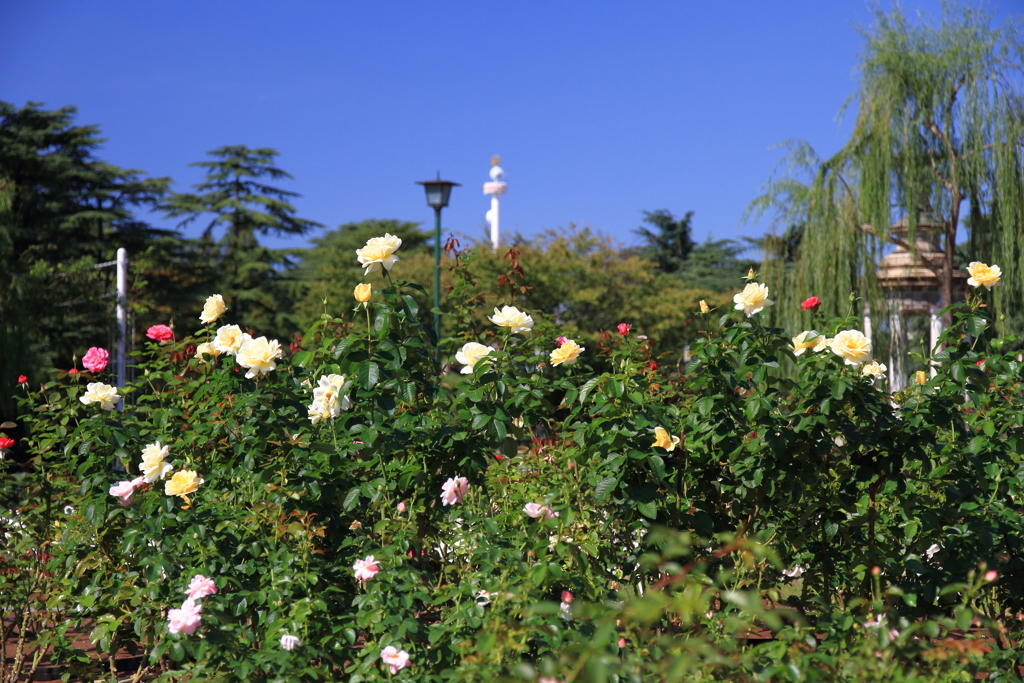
<box><xmin>616</xmin><ymin>323</ymin><xmax>631</xmax><ymax>335</ymax></box>
<box><xmin>647</xmin><ymin>361</ymin><xmax>658</xmax><ymax>370</ymax></box>
<box><xmin>68</xmin><ymin>368</ymin><xmax>79</xmax><ymax>375</ymax></box>
<box><xmin>0</xmin><ymin>437</ymin><xmax>14</xmax><ymax>450</ymax></box>
<box><xmin>801</xmin><ymin>296</ymin><xmax>821</xmax><ymax>311</ymax></box>
<box><xmin>146</xmin><ymin>324</ymin><xmax>174</xmax><ymax>342</ymax></box>
<box><xmin>17</xmin><ymin>375</ymin><xmax>27</xmax><ymax>384</ymax></box>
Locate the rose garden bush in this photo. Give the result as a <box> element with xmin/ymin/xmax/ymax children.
<box><xmin>2</xmin><ymin>239</ymin><xmax>1024</xmax><ymax>682</ymax></box>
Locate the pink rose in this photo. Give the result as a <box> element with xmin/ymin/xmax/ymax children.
<box><xmin>167</xmin><ymin>598</ymin><xmax>202</xmax><ymax>635</ymax></box>
<box><xmin>82</xmin><ymin>347</ymin><xmax>109</xmax><ymax>373</ymax></box>
<box><xmin>440</xmin><ymin>476</ymin><xmax>468</xmax><ymax>506</ymax></box>
<box><xmin>616</xmin><ymin>323</ymin><xmax>631</xmax><ymax>336</ymax></box>
<box><xmin>561</xmin><ymin>590</ymin><xmax>573</xmax><ymax>604</ymax></box>
<box><xmin>985</xmin><ymin>570</ymin><xmax>999</xmax><ymax>582</ymax></box>
<box><xmin>380</xmin><ymin>646</ymin><xmax>410</xmax><ymax>674</ymax></box>
<box><xmin>186</xmin><ymin>574</ymin><xmax>218</xmax><ymax>600</ymax></box>
<box><xmin>397</xmin><ymin>502</ymin><xmax>407</xmax><ymax>512</ymax></box>
<box><xmin>523</xmin><ymin>503</ymin><xmax>558</xmax><ymax>520</ymax></box>
<box><xmin>353</xmin><ymin>555</ymin><xmax>380</xmax><ymax>582</ymax></box>
<box><xmin>801</xmin><ymin>296</ymin><xmax>821</xmax><ymax>311</ymax></box>
<box><xmin>68</xmin><ymin>368</ymin><xmax>79</xmax><ymax>375</ymax></box>
<box><xmin>109</xmin><ymin>479</ymin><xmax>137</xmax><ymax>506</ymax></box>
<box><xmin>146</xmin><ymin>324</ymin><xmax>174</xmax><ymax>342</ymax></box>
<box><xmin>618</xmin><ymin>638</ymin><xmax>626</xmax><ymax>648</ymax></box>
<box><xmin>556</xmin><ymin>336</ymin><xmax>568</xmax><ymax>346</ymax></box>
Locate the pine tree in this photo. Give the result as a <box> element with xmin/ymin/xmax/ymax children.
<box><xmin>161</xmin><ymin>146</ymin><xmax>322</xmax><ymax>339</ymax></box>
<box><xmin>0</xmin><ymin>101</ymin><xmax>170</xmax><ymax>417</ymax></box>
<box><xmin>632</xmin><ymin>209</ymin><xmax>696</xmax><ymax>274</ymax></box>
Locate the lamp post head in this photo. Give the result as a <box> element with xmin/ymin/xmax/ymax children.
<box><xmin>416</xmin><ymin>172</ymin><xmax>460</xmax><ymax>209</ymax></box>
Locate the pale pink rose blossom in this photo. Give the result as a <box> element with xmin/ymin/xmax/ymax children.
<box><xmin>82</xmin><ymin>347</ymin><xmax>109</xmax><ymax>373</ymax></box>
<box><xmin>440</xmin><ymin>476</ymin><xmax>468</xmax><ymax>506</ymax></box>
<box><xmin>561</xmin><ymin>590</ymin><xmax>573</xmax><ymax>603</ymax></box>
<box><xmin>146</xmin><ymin>324</ymin><xmax>174</xmax><ymax>342</ymax></box>
<box><xmin>556</xmin><ymin>336</ymin><xmax>568</xmax><ymax>346</ymax></box>
<box><xmin>186</xmin><ymin>574</ymin><xmax>218</xmax><ymax>600</ymax></box>
<box><xmin>279</xmin><ymin>634</ymin><xmax>301</xmax><ymax>651</ymax></box>
<box><xmin>353</xmin><ymin>555</ymin><xmax>380</xmax><ymax>581</ymax></box>
<box><xmin>109</xmin><ymin>479</ymin><xmax>137</xmax><ymax>506</ymax></box>
<box><xmin>985</xmin><ymin>570</ymin><xmax>999</xmax><ymax>582</ymax></box>
<box><xmin>397</xmin><ymin>502</ymin><xmax>407</xmax><ymax>512</ymax></box>
<box><xmin>523</xmin><ymin>503</ymin><xmax>558</xmax><ymax>520</ymax></box>
<box><xmin>380</xmin><ymin>645</ymin><xmax>410</xmax><ymax>674</ymax></box>
<box><xmin>617</xmin><ymin>638</ymin><xmax>626</xmax><ymax>648</ymax></box>
<box><xmin>167</xmin><ymin>598</ymin><xmax>202</xmax><ymax>635</ymax></box>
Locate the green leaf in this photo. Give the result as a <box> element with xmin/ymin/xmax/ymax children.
<box><xmin>358</xmin><ymin>361</ymin><xmax>380</xmax><ymax>390</ymax></box>
<box><xmin>649</xmin><ymin>455</ymin><xmax>667</xmax><ymax>481</ymax></box>
<box><xmin>594</xmin><ymin>476</ymin><xmax>617</xmax><ymax>502</ymax></box>
<box><xmin>965</xmin><ymin>315</ymin><xmax>988</xmax><ymax>337</ymax></box>
<box><xmin>343</xmin><ymin>488</ymin><xmax>361</xmax><ymax>511</ymax></box>
<box><xmin>636</xmin><ymin>501</ymin><xmax>657</xmax><ymax>519</ymax></box>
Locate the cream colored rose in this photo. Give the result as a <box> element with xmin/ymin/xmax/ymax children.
<box><xmin>79</xmin><ymin>382</ymin><xmax>119</xmax><ymax>411</ymax></box>
<box><xmin>195</xmin><ymin>342</ymin><xmax>221</xmax><ymax>362</ymax></box>
<box><xmin>354</xmin><ymin>283</ymin><xmax>372</xmax><ymax>303</ymax></box>
<box><xmin>829</xmin><ymin>330</ymin><xmax>872</xmax><ymax>366</ymax></box>
<box><xmin>488</xmin><ymin>305</ymin><xmax>534</xmax><ymax>334</ymax></box>
<box><xmin>235</xmin><ymin>336</ymin><xmax>283</xmax><ymax>378</ymax></box>
<box><xmin>213</xmin><ymin>325</ymin><xmax>248</xmax><ymax>356</ymax></box>
<box><xmin>813</xmin><ymin>336</ymin><xmax>833</xmax><ymax>352</ymax></box>
<box><xmin>356</xmin><ymin>234</ymin><xmax>402</xmax><ymax>275</ymax></box>
<box><xmin>653</xmin><ymin>427</ymin><xmax>680</xmax><ymax>451</ymax></box>
<box><xmin>861</xmin><ymin>360</ymin><xmax>887</xmax><ymax>379</ymax></box>
<box><xmin>308</xmin><ymin>374</ymin><xmax>350</xmax><ymax>423</ymax></box>
<box><xmin>456</xmin><ymin>342</ymin><xmax>494</xmax><ymax>374</ymax></box>
<box><xmin>732</xmin><ymin>282</ymin><xmax>774</xmax><ymax>317</ymax></box>
<box><xmin>699</xmin><ymin>300</ymin><xmax>710</xmax><ymax>314</ymax></box>
<box><xmin>140</xmin><ymin>441</ymin><xmax>173</xmax><ymax>483</ymax></box>
<box><xmin>199</xmin><ymin>294</ymin><xmax>227</xmax><ymax>324</ymax></box>
<box><xmin>550</xmin><ymin>339</ymin><xmax>584</xmax><ymax>367</ymax></box>
<box><xmin>790</xmin><ymin>331</ymin><xmax>820</xmax><ymax>357</ymax></box>
<box><xmin>966</xmin><ymin>262</ymin><xmax>1001</xmax><ymax>290</ymax></box>
<box><xmin>165</xmin><ymin>470</ymin><xmax>203</xmax><ymax>497</ymax></box>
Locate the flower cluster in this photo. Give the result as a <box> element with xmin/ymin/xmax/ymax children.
<box><xmin>167</xmin><ymin>573</ymin><xmax>218</xmax><ymax>636</ymax></box>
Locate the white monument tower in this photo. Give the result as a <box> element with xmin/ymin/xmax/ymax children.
<box><xmin>483</xmin><ymin>155</ymin><xmax>507</xmax><ymax>252</ymax></box>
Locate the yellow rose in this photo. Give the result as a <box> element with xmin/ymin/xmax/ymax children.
<box><xmin>213</xmin><ymin>325</ymin><xmax>248</xmax><ymax>356</ymax></box>
<box><xmin>916</xmin><ymin>370</ymin><xmax>928</xmax><ymax>385</ymax></box>
<box><xmin>199</xmin><ymin>294</ymin><xmax>227</xmax><ymax>324</ymax></box>
<box><xmin>966</xmin><ymin>262</ymin><xmax>1001</xmax><ymax>290</ymax></box>
<box><xmin>195</xmin><ymin>342</ymin><xmax>220</xmax><ymax>362</ymax></box>
<box><xmin>790</xmin><ymin>331</ymin><xmax>820</xmax><ymax>357</ymax></box>
<box><xmin>354</xmin><ymin>283</ymin><xmax>373</xmax><ymax>303</ymax></box>
<box><xmin>456</xmin><ymin>342</ymin><xmax>494</xmax><ymax>374</ymax></box>
<box><xmin>550</xmin><ymin>339</ymin><xmax>584</xmax><ymax>367</ymax></box>
<box><xmin>653</xmin><ymin>427</ymin><xmax>680</xmax><ymax>451</ymax></box>
<box><xmin>309</xmin><ymin>373</ymin><xmax>350</xmax><ymax>421</ymax></box>
<box><xmin>732</xmin><ymin>282</ymin><xmax>774</xmax><ymax>317</ymax></box>
<box><xmin>488</xmin><ymin>305</ymin><xmax>534</xmax><ymax>334</ymax></box>
<box><xmin>356</xmin><ymin>234</ymin><xmax>402</xmax><ymax>275</ymax></box>
<box><xmin>79</xmin><ymin>382</ymin><xmax>119</xmax><ymax>411</ymax></box>
<box><xmin>699</xmin><ymin>300</ymin><xmax>710</xmax><ymax>314</ymax></box>
<box><xmin>140</xmin><ymin>441</ymin><xmax>173</xmax><ymax>483</ymax></box>
<box><xmin>165</xmin><ymin>470</ymin><xmax>203</xmax><ymax>497</ymax></box>
<box><xmin>861</xmin><ymin>360</ymin><xmax>887</xmax><ymax>379</ymax></box>
<box><xmin>235</xmin><ymin>336</ymin><xmax>283</xmax><ymax>379</ymax></box>
<box><xmin>829</xmin><ymin>330</ymin><xmax>872</xmax><ymax>366</ymax></box>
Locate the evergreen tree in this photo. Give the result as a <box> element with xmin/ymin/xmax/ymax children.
<box><xmin>0</xmin><ymin>101</ymin><xmax>170</xmax><ymax>417</ymax></box>
<box><xmin>633</xmin><ymin>209</ymin><xmax>695</xmax><ymax>274</ymax></box>
<box><xmin>675</xmin><ymin>238</ymin><xmax>759</xmax><ymax>293</ymax></box>
<box><xmin>161</xmin><ymin>146</ymin><xmax>322</xmax><ymax>339</ymax></box>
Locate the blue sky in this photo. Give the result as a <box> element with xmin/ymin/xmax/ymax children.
<box><xmin>2</xmin><ymin>1</ymin><xmax>1019</xmax><ymax>252</ymax></box>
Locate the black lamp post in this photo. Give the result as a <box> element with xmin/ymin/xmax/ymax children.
<box><xmin>415</xmin><ymin>173</ymin><xmax>460</xmax><ymax>344</ymax></box>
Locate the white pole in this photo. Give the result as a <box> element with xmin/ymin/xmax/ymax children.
<box><xmin>929</xmin><ymin>306</ymin><xmax>943</xmax><ymax>377</ymax></box>
<box><xmin>116</xmin><ymin>248</ymin><xmax>128</xmax><ymax>402</ymax></box>
<box><xmin>490</xmin><ymin>195</ymin><xmax>500</xmax><ymax>252</ymax></box>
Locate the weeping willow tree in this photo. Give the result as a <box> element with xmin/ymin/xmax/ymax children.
<box><xmin>749</xmin><ymin>4</ymin><xmax>1024</xmax><ymax>338</ymax></box>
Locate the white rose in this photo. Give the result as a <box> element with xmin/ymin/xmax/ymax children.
<box><xmin>140</xmin><ymin>441</ymin><xmax>173</xmax><ymax>483</ymax></box>
<box><xmin>213</xmin><ymin>325</ymin><xmax>248</xmax><ymax>356</ymax></box>
<box><xmin>732</xmin><ymin>282</ymin><xmax>774</xmax><ymax>317</ymax></box>
<box><xmin>790</xmin><ymin>331</ymin><xmax>820</xmax><ymax>357</ymax></box>
<box><xmin>79</xmin><ymin>382</ymin><xmax>119</xmax><ymax>411</ymax></box>
<box><xmin>861</xmin><ymin>360</ymin><xmax>887</xmax><ymax>379</ymax></box>
<box><xmin>199</xmin><ymin>294</ymin><xmax>227</xmax><ymax>324</ymax></box>
<box><xmin>309</xmin><ymin>374</ymin><xmax>351</xmax><ymax>421</ymax></box>
<box><xmin>488</xmin><ymin>306</ymin><xmax>534</xmax><ymax>334</ymax></box>
<box><xmin>356</xmin><ymin>234</ymin><xmax>402</xmax><ymax>275</ymax></box>
<box><xmin>456</xmin><ymin>342</ymin><xmax>494</xmax><ymax>374</ymax></box>
<box><xmin>235</xmin><ymin>336</ymin><xmax>283</xmax><ymax>379</ymax></box>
